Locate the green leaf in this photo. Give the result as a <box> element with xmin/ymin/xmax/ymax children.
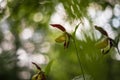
<box><xmin>45</xmin><ymin>60</ymin><xmax>54</xmax><ymax>75</ymax></box>
<box><xmin>73</xmin><ymin>22</ymin><xmax>81</xmax><ymax>37</ymax></box>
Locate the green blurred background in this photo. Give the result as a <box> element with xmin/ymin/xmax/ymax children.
<box><xmin>0</xmin><ymin>0</ymin><xmax>120</xmax><ymax>80</ymax></box>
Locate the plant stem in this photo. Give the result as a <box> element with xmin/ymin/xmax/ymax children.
<box><xmin>117</xmin><ymin>46</ymin><xmax>120</xmax><ymax>55</ymax></box>
<box><xmin>73</xmin><ymin>39</ymin><xmax>85</xmax><ymax>80</ymax></box>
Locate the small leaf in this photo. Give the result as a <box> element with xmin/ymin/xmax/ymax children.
<box><xmin>95</xmin><ymin>38</ymin><xmax>109</xmax><ymax>49</ymax></box>
<box><xmin>95</xmin><ymin>26</ymin><xmax>108</xmax><ymax>36</ymax></box>
<box><xmin>73</xmin><ymin>22</ymin><xmax>80</xmax><ymax>37</ymax></box>
<box><xmin>55</xmin><ymin>33</ymin><xmax>66</xmax><ymax>43</ymax></box>
<box><xmin>50</xmin><ymin>24</ymin><xmax>66</xmax><ymax>32</ymax></box>
<box><xmin>45</xmin><ymin>60</ymin><xmax>54</xmax><ymax>75</ymax></box>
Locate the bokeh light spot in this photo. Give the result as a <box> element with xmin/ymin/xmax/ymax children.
<box><xmin>114</xmin><ymin>4</ymin><xmax>120</xmax><ymax>17</ymax></box>
<box><xmin>17</xmin><ymin>48</ymin><xmax>29</xmax><ymax>67</ymax></box>
<box><xmin>33</xmin><ymin>12</ymin><xmax>43</xmax><ymax>22</ymax></box>
<box><xmin>112</xmin><ymin>18</ymin><xmax>120</xmax><ymax>28</ymax></box>
<box><xmin>40</xmin><ymin>42</ymin><xmax>50</xmax><ymax>53</ymax></box>
<box><xmin>20</xmin><ymin>27</ymin><xmax>34</xmax><ymax>40</ymax></box>
<box><xmin>18</xmin><ymin>71</ymin><xmax>30</xmax><ymax>80</ymax></box>
<box><xmin>30</xmin><ymin>54</ymin><xmax>46</xmax><ymax>64</ymax></box>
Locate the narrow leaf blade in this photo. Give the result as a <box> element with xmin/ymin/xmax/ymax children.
<box><xmin>45</xmin><ymin>60</ymin><xmax>54</xmax><ymax>75</ymax></box>
<box><xmin>73</xmin><ymin>22</ymin><xmax>80</xmax><ymax>37</ymax></box>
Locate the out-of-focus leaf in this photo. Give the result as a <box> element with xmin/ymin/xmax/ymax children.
<box><xmin>72</xmin><ymin>74</ymin><xmax>93</xmax><ymax>80</ymax></box>
<box><xmin>95</xmin><ymin>38</ymin><xmax>109</xmax><ymax>49</ymax></box>
<box><xmin>45</xmin><ymin>60</ymin><xmax>54</xmax><ymax>75</ymax></box>
<box><xmin>95</xmin><ymin>26</ymin><xmax>108</xmax><ymax>36</ymax></box>
<box><xmin>50</xmin><ymin>24</ymin><xmax>66</xmax><ymax>32</ymax></box>
<box><xmin>55</xmin><ymin>33</ymin><xmax>66</xmax><ymax>43</ymax></box>
<box><xmin>73</xmin><ymin>22</ymin><xmax>81</xmax><ymax>37</ymax></box>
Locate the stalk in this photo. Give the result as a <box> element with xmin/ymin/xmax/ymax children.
<box><xmin>73</xmin><ymin>38</ymin><xmax>85</xmax><ymax>80</ymax></box>
<box><xmin>117</xmin><ymin>46</ymin><xmax>120</xmax><ymax>55</ymax></box>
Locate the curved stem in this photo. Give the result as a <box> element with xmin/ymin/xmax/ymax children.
<box><xmin>73</xmin><ymin>39</ymin><xmax>85</xmax><ymax>80</ymax></box>
<box><xmin>117</xmin><ymin>46</ymin><xmax>120</xmax><ymax>55</ymax></box>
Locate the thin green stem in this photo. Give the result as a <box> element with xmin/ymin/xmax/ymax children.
<box><xmin>117</xmin><ymin>46</ymin><xmax>120</xmax><ymax>55</ymax></box>
<box><xmin>73</xmin><ymin>39</ymin><xmax>85</xmax><ymax>80</ymax></box>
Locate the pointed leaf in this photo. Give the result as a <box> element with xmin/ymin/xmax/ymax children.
<box><xmin>45</xmin><ymin>60</ymin><xmax>54</xmax><ymax>75</ymax></box>
<box><xmin>50</xmin><ymin>24</ymin><xmax>66</xmax><ymax>32</ymax></box>
<box><xmin>73</xmin><ymin>22</ymin><xmax>80</xmax><ymax>37</ymax></box>
<box><xmin>95</xmin><ymin>26</ymin><xmax>108</xmax><ymax>36</ymax></box>
<box><xmin>55</xmin><ymin>33</ymin><xmax>66</xmax><ymax>43</ymax></box>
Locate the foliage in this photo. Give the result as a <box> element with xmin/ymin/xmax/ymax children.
<box><xmin>0</xmin><ymin>0</ymin><xmax>120</xmax><ymax>80</ymax></box>
<box><xmin>0</xmin><ymin>51</ymin><xmax>20</xmax><ymax>80</ymax></box>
